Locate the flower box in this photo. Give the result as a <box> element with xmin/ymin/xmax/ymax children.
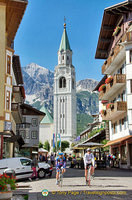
<box><xmin>98</xmin><ymin>84</ymin><xmax>106</xmax><ymax>92</ymax></box>
<box><xmin>113</xmin><ymin>26</ymin><xmax>121</xmax><ymax>36</ymax></box>
<box><xmin>0</xmin><ymin>191</ymin><xmax>12</xmax><ymax>200</ymax></box>
<box><xmin>106</xmin><ymin>103</ymin><xmax>114</xmax><ymax>110</ymax></box>
<box><xmin>105</xmin><ymin>76</ymin><xmax>113</xmax><ymax>84</ymax></box>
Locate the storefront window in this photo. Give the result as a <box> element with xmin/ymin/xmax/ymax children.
<box><xmin>121</xmin><ymin>145</ymin><xmax>127</xmax><ymax>164</ymax></box>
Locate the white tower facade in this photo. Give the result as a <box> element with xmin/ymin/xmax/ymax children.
<box><xmin>54</xmin><ymin>23</ymin><xmax>76</xmax><ymax>143</ymax></box>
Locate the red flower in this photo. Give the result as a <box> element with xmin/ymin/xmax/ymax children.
<box><xmin>105</xmin><ymin>76</ymin><xmax>113</xmax><ymax>84</ymax></box>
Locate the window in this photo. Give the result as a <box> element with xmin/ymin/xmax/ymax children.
<box><xmin>67</xmin><ymin>56</ymin><xmax>69</xmax><ymax>60</ymax></box>
<box><xmin>7</xmin><ymin>55</ymin><xmax>11</xmax><ymax>74</ymax></box>
<box><xmin>32</xmin><ymin>118</ymin><xmax>38</xmax><ymax>127</ymax></box>
<box><xmin>59</xmin><ymin>77</ymin><xmax>66</xmax><ymax>88</ymax></box>
<box><xmin>123</xmin><ymin>90</ymin><xmax>126</xmax><ymax>101</ymax></box>
<box><xmin>26</xmin><ymin>131</ymin><xmax>30</xmax><ymax>139</ymax></box>
<box><xmin>62</xmin><ymin>56</ymin><xmax>64</xmax><ymax>60</ymax></box>
<box><xmin>130</xmin><ymin>80</ymin><xmax>132</xmax><ymax>93</ymax></box>
<box><xmin>60</xmin><ymin>129</ymin><xmax>62</xmax><ymax>133</ymax></box>
<box><xmin>119</xmin><ymin>120</ymin><xmax>122</xmax><ymax>132</ymax></box>
<box><xmin>124</xmin><ymin>117</ymin><xmax>127</xmax><ymax>130</ymax></box>
<box><xmin>60</xmin><ymin>114</ymin><xmax>62</xmax><ymax>118</ymax></box>
<box><xmin>72</xmin><ymin>78</ymin><xmax>75</xmax><ymax>89</ymax></box>
<box><xmin>20</xmin><ymin>131</ymin><xmax>26</xmax><ymax>139</ymax></box>
<box><xmin>63</xmin><ymin>129</ymin><xmax>65</xmax><ymax>134</ymax></box>
<box><xmin>121</xmin><ymin>145</ymin><xmax>127</xmax><ymax>164</ymax></box>
<box><xmin>6</xmin><ymin>91</ymin><xmax>10</xmax><ymax>110</ymax></box>
<box><xmin>130</xmin><ymin>50</ymin><xmax>132</xmax><ymax>63</ymax></box>
<box><xmin>31</xmin><ymin>131</ymin><xmax>37</xmax><ymax>139</ymax></box>
<box><xmin>20</xmin><ymin>159</ymin><xmax>31</xmax><ymax>166</ymax></box>
<box><xmin>112</xmin><ymin>122</ymin><xmax>117</xmax><ymax>134</ymax></box>
<box><xmin>63</xmin><ymin>114</ymin><xmax>65</xmax><ymax>118</ymax></box>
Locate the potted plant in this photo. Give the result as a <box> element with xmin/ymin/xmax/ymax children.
<box><xmin>106</xmin><ymin>103</ymin><xmax>114</xmax><ymax>110</ymax></box>
<box><xmin>113</xmin><ymin>26</ymin><xmax>121</xmax><ymax>36</ymax></box>
<box><xmin>98</xmin><ymin>84</ymin><xmax>106</xmax><ymax>92</ymax></box>
<box><xmin>105</xmin><ymin>76</ymin><xmax>113</xmax><ymax>84</ymax></box>
<box><xmin>0</xmin><ymin>173</ymin><xmax>16</xmax><ymax>200</ymax></box>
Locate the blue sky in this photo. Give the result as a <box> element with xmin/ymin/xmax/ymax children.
<box><xmin>15</xmin><ymin>0</ymin><xmax>122</xmax><ymax>81</ymax></box>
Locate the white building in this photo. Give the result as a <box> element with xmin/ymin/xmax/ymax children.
<box><xmin>95</xmin><ymin>0</ymin><xmax>132</xmax><ymax>168</ymax></box>
<box><xmin>54</xmin><ymin>23</ymin><xmax>76</xmax><ymax>144</ymax></box>
<box><xmin>39</xmin><ymin>106</ymin><xmax>54</xmax><ymax>152</ymax></box>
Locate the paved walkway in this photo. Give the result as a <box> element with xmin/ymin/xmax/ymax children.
<box><xmin>15</xmin><ymin>168</ymin><xmax>132</xmax><ymax>199</ymax></box>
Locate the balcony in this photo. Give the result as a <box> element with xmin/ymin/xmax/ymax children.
<box><xmin>102</xmin><ymin>45</ymin><xmax>125</xmax><ymax>74</ymax></box>
<box><xmin>11</xmin><ymin>103</ymin><xmax>22</xmax><ymax>123</ymax></box>
<box><xmin>101</xmin><ymin>101</ymin><xmax>127</xmax><ymax>121</ymax></box>
<box><xmin>13</xmin><ymin>86</ymin><xmax>25</xmax><ymax>103</ymax></box>
<box><xmin>99</xmin><ymin>74</ymin><xmax>126</xmax><ymax>100</ymax></box>
<box><xmin>126</xmin><ymin>31</ymin><xmax>132</xmax><ymax>42</ymax></box>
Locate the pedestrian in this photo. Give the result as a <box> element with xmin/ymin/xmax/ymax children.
<box><xmin>42</xmin><ymin>153</ymin><xmax>46</xmax><ymax>162</ymax></box>
<box><xmin>29</xmin><ymin>155</ymin><xmax>39</xmax><ymax>181</ymax></box>
<box><xmin>50</xmin><ymin>153</ymin><xmax>55</xmax><ymax>166</ymax></box>
<box><xmin>39</xmin><ymin>153</ymin><xmax>42</xmax><ymax>162</ymax></box>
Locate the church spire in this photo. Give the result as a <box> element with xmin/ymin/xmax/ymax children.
<box><xmin>59</xmin><ymin>23</ymin><xmax>71</xmax><ymax>52</ymax></box>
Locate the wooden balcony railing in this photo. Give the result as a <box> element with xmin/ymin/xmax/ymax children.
<box><xmin>102</xmin><ymin>30</ymin><xmax>129</xmax><ymax>75</ymax></box>
<box><xmin>102</xmin><ymin>101</ymin><xmax>127</xmax><ymax>121</ymax></box>
<box><xmin>99</xmin><ymin>74</ymin><xmax>126</xmax><ymax>100</ymax></box>
<box><xmin>11</xmin><ymin>103</ymin><xmax>22</xmax><ymax>123</ymax></box>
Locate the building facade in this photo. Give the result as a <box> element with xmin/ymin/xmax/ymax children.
<box><xmin>95</xmin><ymin>0</ymin><xmax>132</xmax><ymax>168</ymax></box>
<box><xmin>0</xmin><ymin>0</ymin><xmax>28</xmax><ymax>159</ymax></box>
<box><xmin>54</xmin><ymin>23</ymin><xmax>76</xmax><ymax>144</ymax></box>
<box><xmin>39</xmin><ymin>106</ymin><xmax>54</xmax><ymax>152</ymax></box>
<box><xmin>16</xmin><ymin>104</ymin><xmax>45</xmax><ymax>158</ymax></box>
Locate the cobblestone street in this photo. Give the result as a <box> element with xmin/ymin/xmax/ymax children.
<box><xmin>15</xmin><ymin>167</ymin><xmax>132</xmax><ymax>200</ymax></box>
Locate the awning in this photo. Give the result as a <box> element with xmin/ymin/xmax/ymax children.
<box><xmin>38</xmin><ymin>148</ymin><xmax>48</xmax><ymax>153</ymax></box>
<box><xmin>104</xmin><ymin>135</ymin><xmax>132</xmax><ymax>147</ymax></box>
<box><xmin>73</xmin><ymin>142</ymin><xmax>104</xmax><ymax>150</ymax></box>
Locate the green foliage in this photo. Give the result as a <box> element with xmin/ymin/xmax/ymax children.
<box><xmin>43</xmin><ymin>140</ymin><xmax>50</xmax><ymax>152</ymax></box>
<box><xmin>71</xmin><ymin>143</ymin><xmax>75</xmax><ymax>147</ymax></box>
<box><xmin>101</xmin><ymin>139</ymin><xmax>109</xmax><ymax>152</ymax></box>
<box><xmin>88</xmin><ymin>128</ymin><xmax>104</xmax><ymax>139</ymax></box>
<box><xmin>57</xmin><ymin>140</ymin><xmax>70</xmax><ymax>152</ymax></box>
<box><xmin>77</xmin><ymin>113</ymin><xmax>93</xmax><ymax>135</ymax></box>
<box><xmin>39</xmin><ymin>141</ymin><xmax>43</xmax><ymax>148</ymax></box>
<box><xmin>24</xmin><ymin>195</ymin><xmax>28</xmax><ymax>200</ymax></box>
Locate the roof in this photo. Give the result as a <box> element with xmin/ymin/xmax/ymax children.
<box><xmin>104</xmin><ymin>135</ymin><xmax>132</xmax><ymax>147</ymax></box>
<box><xmin>59</xmin><ymin>24</ymin><xmax>71</xmax><ymax>52</ymax></box>
<box><xmin>95</xmin><ymin>0</ymin><xmax>132</xmax><ymax>59</ymax></box>
<box><xmin>40</xmin><ymin>106</ymin><xmax>53</xmax><ymax>124</ymax></box>
<box><xmin>5</xmin><ymin>0</ymin><xmax>28</xmax><ymax>47</ymax></box>
<box><xmin>21</xmin><ymin>104</ymin><xmax>45</xmax><ymax>117</ymax></box>
<box><xmin>93</xmin><ymin>75</ymin><xmax>107</xmax><ymax>91</ymax></box>
<box><xmin>12</xmin><ymin>55</ymin><xmax>23</xmax><ymax>85</ymax></box>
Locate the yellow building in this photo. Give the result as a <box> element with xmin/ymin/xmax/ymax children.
<box><xmin>0</xmin><ymin>0</ymin><xmax>28</xmax><ymax>159</ymax></box>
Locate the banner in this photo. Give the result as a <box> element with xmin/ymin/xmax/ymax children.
<box><xmin>53</xmin><ymin>133</ymin><xmax>55</xmax><ymax>148</ymax></box>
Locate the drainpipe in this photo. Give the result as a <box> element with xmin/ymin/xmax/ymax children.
<box><xmin>0</xmin><ymin>136</ymin><xmax>3</xmax><ymax>159</ymax></box>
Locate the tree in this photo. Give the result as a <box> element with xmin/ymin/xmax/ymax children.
<box><xmin>43</xmin><ymin>140</ymin><xmax>50</xmax><ymax>152</ymax></box>
<box><xmin>39</xmin><ymin>141</ymin><xmax>43</xmax><ymax>148</ymax></box>
<box><xmin>57</xmin><ymin>140</ymin><xmax>70</xmax><ymax>152</ymax></box>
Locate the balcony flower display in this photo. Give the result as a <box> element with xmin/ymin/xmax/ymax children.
<box><xmin>98</xmin><ymin>84</ymin><xmax>106</xmax><ymax>92</ymax></box>
<box><xmin>106</xmin><ymin>103</ymin><xmax>114</xmax><ymax>110</ymax></box>
<box><xmin>113</xmin><ymin>26</ymin><xmax>121</xmax><ymax>36</ymax></box>
<box><xmin>105</xmin><ymin>76</ymin><xmax>113</xmax><ymax>84</ymax></box>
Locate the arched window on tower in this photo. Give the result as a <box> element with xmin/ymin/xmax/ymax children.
<box><xmin>59</xmin><ymin>77</ymin><xmax>66</xmax><ymax>88</ymax></box>
<box><xmin>72</xmin><ymin>78</ymin><xmax>75</xmax><ymax>89</ymax></box>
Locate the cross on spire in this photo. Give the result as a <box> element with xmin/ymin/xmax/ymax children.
<box><xmin>64</xmin><ymin>16</ymin><xmax>66</xmax><ymax>29</ymax></box>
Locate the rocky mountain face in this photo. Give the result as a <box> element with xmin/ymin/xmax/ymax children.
<box><xmin>22</xmin><ymin>63</ymin><xmax>99</xmax><ymax>134</ymax></box>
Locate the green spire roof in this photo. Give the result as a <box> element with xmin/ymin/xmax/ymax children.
<box><xmin>59</xmin><ymin>24</ymin><xmax>71</xmax><ymax>52</ymax></box>
<box><xmin>40</xmin><ymin>106</ymin><xmax>53</xmax><ymax>124</ymax></box>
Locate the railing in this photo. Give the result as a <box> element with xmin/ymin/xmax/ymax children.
<box><xmin>99</xmin><ymin>74</ymin><xmax>126</xmax><ymax>100</ymax></box>
<box><xmin>101</xmin><ymin>30</ymin><xmax>129</xmax><ymax>75</ymax></box>
<box><xmin>126</xmin><ymin>31</ymin><xmax>132</xmax><ymax>42</ymax></box>
<box><xmin>102</xmin><ymin>101</ymin><xmax>127</xmax><ymax>121</ymax></box>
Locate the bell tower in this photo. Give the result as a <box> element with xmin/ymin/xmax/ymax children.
<box><xmin>54</xmin><ymin>23</ymin><xmax>76</xmax><ymax>144</ymax></box>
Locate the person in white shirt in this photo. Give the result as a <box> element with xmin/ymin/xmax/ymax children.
<box><xmin>83</xmin><ymin>148</ymin><xmax>95</xmax><ymax>184</ymax></box>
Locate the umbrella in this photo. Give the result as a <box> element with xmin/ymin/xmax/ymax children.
<box><xmin>38</xmin><ymin>148</ymin><xmax>48</xmax><ymax>153</ymax></box>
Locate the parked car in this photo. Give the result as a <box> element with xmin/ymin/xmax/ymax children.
<box><xmin>0</xmin><ymin>157</ymin><xmax>53</xmax><ymax>180</ymax></box>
